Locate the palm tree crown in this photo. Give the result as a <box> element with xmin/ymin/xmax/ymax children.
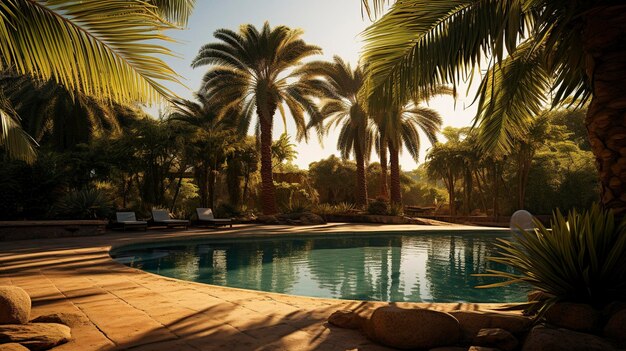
<box><xmin>304</xmin><ymin>56</ymin><xmax>372</xmax><ymax>206</ymax></box>
<box><xmin>192</xmin><ymin>22</ymin><xmax>327</xmax><ymax>214</ymax></box>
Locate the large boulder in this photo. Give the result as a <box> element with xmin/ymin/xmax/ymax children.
<box><xmin>449</xmin><ymin>311</ymin><xmax>532</xmax><ymax>341</ymax></box>
<box><xmin>0</xmin><ymin>287</ymin><xmax>31</xmax><ymax>325</ymax></box>
<box><xmin>0</xmin><ymin>323</ymin><xmax>71</xmax><ymax>351</ymax></box>
<box><xmin>299</xmin><ymin>212</ymin><xmax>326</xmax><ymax>225</ymax></box>
<box><xmin>604</xmin><ymin>308</ymin><xmax>626</xmax><ymax>343</ymax></box>
<box><xmin>30</xmin><ymin>312</ymin><xmax>87</xmax><ymax>328</ymax></box>
<box><xmin>364</xmin><ymin>306</ymin><xmax>461</xmax><ymax>350</ymax></box>
<box><xmin>522</xmin><ymin>325</ymin><xmax>616</xmax><ymax>351</ymax></box>
<box><xmin>545</xmin><ymin>302</ymin><xmax>601</xmax><ymax>332</ymax></box>
<box><xmin>256</xmin><ymin>215</ymin><xmax>280</xmax><ymax>225</ymax></box>
<box><xmin>0</xmin><ymin>344</ymin><xmax>29</xmax><ymax>351</ymax></box>
<box><xmin>327</xmin><ymin>310</ymin><xmax>364</xmax><ymax>329</ymax></box>
<box><xmin>473</xmin><ymin>328</ymin><xmax>518</xmax><ymax>351</ymax></box>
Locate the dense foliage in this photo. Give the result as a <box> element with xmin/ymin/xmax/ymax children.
<box><xmin>480</xmin><ymin>205</ymin><xmax>626</xmax><ymax>313</ymax></box>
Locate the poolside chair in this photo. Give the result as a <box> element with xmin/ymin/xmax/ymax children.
<box><xmin>196</xmin><ymin>208</ymin><xmax>232</xmax><ymax>228</ymax></box>
<box><xmin>151</xmin><ymin>209</ymin><xmax>189</xmax><ymax>229</ymax></box>
<box><xmin>115</xmin><ymin>212</ymin><xmax>148</xmax><ymax>232</ymax></box>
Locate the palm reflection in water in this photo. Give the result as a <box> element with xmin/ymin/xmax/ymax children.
<box><xmin>120</xmin><ymin>233</ymin><xmax>528</xmax><ymax>303</ymax></box>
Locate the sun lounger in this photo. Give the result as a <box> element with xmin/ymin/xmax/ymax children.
<box><xmin>116</xmin><ymin>212</ymin><xmax>147</xmax><ymax>231</ymax></box>
<box><xmin>152</xmin><ymin>209</ymin><xmax>189</xmax><ymax>229</ymax></box>
<box><xmin>196</xmin><ymin>208</ymin><xmax>232</xmax><ymax>228</ymax></box>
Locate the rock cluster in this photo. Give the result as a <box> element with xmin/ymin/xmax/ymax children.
<box><xmin>257</xmin><ymin>212</ymin><xmax>326</xmax><ymax>225</ymax></box>
<box><xmin>0</xmin><ymin>286</ymin><xmax>71</xmax><ymax>350</ymax></box>
<box><xmin>328</xmin><ymin>301</ymin><xmax>626</xmax><ymax>350</ymax></box>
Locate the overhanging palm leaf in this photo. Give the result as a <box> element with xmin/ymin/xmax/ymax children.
<box><xmin>149</xmin><ymin>0</ymin><xmax>195</xmax><ymax>26</ymax></box>
<box><xmin>474</xmin><ymin>39</ymin><xmax>551</xmax><ymax>154</ymax></box>
<box><xmin>363</xmin><ymin>0</ymin><xmax>529</xmax><ymax>107</ymax></box>
<box><xmin>0</xmin><ymin>97</ymin><xmax>36</xmax><ymax>163</ymax></box>
<box><xmin>0</xmin><ymin>0</ymin><xmax>194</xmax><ymax>104</ymax></box>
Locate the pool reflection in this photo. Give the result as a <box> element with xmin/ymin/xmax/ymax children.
<box><xmin>117</xmin><ymin>233</ymin><xmax>528</xmax><ymax>303</ymax></box>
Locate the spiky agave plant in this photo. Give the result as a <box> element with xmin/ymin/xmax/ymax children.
<box><xmin>477</xmin><ymin>204</ymin><xmax>626</xmax><ymax>315</ymax></box>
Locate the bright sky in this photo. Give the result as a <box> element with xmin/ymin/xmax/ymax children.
<box><xmin>152</xmin><ymin>1</ymin><xmax>478</xmax><ymax>170</ymax></box>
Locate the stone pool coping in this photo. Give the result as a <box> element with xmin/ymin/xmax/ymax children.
<box><xmin>0</xmin><ymin>223</ymin><xmax>516</xmax><ymax>351</ymax></box>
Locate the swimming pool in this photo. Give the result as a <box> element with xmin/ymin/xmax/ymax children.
<box><xmin>111</xmin><ymin>231</ymin><xmax>529</xmax><ymax>303</ymax></box>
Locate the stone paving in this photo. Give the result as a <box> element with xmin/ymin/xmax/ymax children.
<box><xmin>0</xmin><ymin>223</ymin><xmax>507</xmax><ymax>351</ymax></box>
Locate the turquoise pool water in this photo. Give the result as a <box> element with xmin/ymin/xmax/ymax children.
<box><xmin>111</xmin><ymin>231</ymin><xmax>529</xmax><ymax>302</ymax></box>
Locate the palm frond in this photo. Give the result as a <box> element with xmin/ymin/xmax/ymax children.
<box><xmin>148</xmin><ymin>0</ymin><xmax>195</xmax><ymax>26</ymax></box>
<box><xmin>0</xmin><ymin>97</ymin><xmax>37</xmax><ymax>163</ymax></box>
<box><xmin>474</xmin><ymin>39</ymin><xmax>550</xmax><ymax>154</ymax></box>
<box><xmin>0</xmin><ymin>0</ymin><xmax>186</xmax><ymax>104</ymax></box>
<box><xmin>363</xmin><ymin>0</ymin><xmax>529</xmax><ymax>107</ymax></box>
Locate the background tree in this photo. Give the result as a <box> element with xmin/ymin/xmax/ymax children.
<box><xmin>192</xmin><ymin>22</ymin><xmax>327</xmax><ymax>214</ymax></box>
<box><xmin>309</xmin><ymin>155</ymin><xmax>357</xmax><ymax>204</ymax></box>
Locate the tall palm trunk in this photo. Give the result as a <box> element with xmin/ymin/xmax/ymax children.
<box><xmin>379</xmin><ymin>140</ymin><xmax>389</xmax><ymax>198</ymax></box>
<box><xmin>258</xmin><ymin>105</ymin><xmax>278</xmax><ymax>215</ymax></box>
<box><xmin>447</xmin><ymin>171</ymin><xmax>456</xmax><ymax>216</ymax></box>
<box><xmin>388</xmin><ymin>140</ymin><xmax>401</xmax><ymax>205</ymax></box>
<box><xmin>354</xmin><ymin>141</ymin><xmax>368</xmax><ymax>207</ymax></box>
<box><xmin>195</xmin><ymin>162</ymin><xmax>210</xmax><ymax>208</ymax></box>
<box><xmin>583</xmin><ymin>6</ymin><xmax>626</xmax><ymax>218</ymax></box>
<box><xmin>208</xmin><ymin>170</ymin><xmax>216</xmax><ymax>210</ymax></box>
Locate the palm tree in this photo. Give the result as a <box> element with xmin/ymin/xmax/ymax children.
<box><xmin>377</xmin><ymin>101</ymin><xmax>442</xmax><ymax>206</ymax></box>
<box><xmin>168</xmin><ymin>98</ymin><xmax>239</xmax><ymax>209</ymax></box>
<box><xmin>304</xmin><ymin>57</ymin><xmax>372</xmax><ymax>207</ymax></box>
<box><xmin>192</xmin><ymin>22</ymin><xmax>326</xmax><ymax>214</ymax></box>
<box><xmin>0</xmin><ymin>0</ymin><xmax>195</xmax><ymax>161</ymax></box>
<box><xmin>0</xmin><ymin>75</ymin><xmax>124</xmax><ymax>151</ymax></box>
<box><xmin>362</xmin><ymin>0</ymin><xmax>626</xmax><ymax>215</ymax></box>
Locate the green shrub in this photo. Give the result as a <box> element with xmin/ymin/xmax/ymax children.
<box><xmin>478</xmin><ymin>204</ymin><xmax>626</xmax><ymax>314</ymax></box>
<box><xmin>388</xmin><ymin>202</ymin><xmax>404</xmax><ymax>216</ymax></box>
<box><xmin>312</xmin><ymin>203</ymin><xmax>334</xmax><ymax>216</ymax></box>
<box><xmin>52</xmin><ymin>188</ymin><xmax>114</xmax><ymax>219</ymax></box>
<box><xmin>367</xmin><ymin>198</ymin><xmax>388</xmax><ymax>215</ymax></box>
<box><xmin>334</xmin><ymin>202</ymin><xmax>356</xmax><ymax>214</ymax></box>
<box><xmin>282</xmin><ymin>198</ymin><xmax>311</xmax><ymax>214</ymax></box>
<box><xmin>214</xmin><ymin>203</ymin><xmax>241</xmax><ymax>218</ymax></box>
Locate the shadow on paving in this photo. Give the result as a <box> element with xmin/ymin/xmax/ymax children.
<box><xmin>112</xmin><ymin>301</ymin><xmax>395</xmax><ymax>351</ymax></box>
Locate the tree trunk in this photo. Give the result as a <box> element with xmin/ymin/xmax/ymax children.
<box><xmin>195</xmin><ymin>163</ymin><xmax>210</xmax><ymax>208</ymax></box>
<box><xmin>170</xmin><ymin>175</ymin><xmax>183</xmax><ymax>213</ymax></box>
<box><xmin>583</xmin><ymin>5</ymin><xmax>626</xmax><ymax>218</ymax></box>
<box><xmin>355</xmin><ymin>142</ymin><xmax>368</xmax><ymax>207</ymax></box>
<box><xmin>492</xmin><ymin>163</ymin><xmax>499</xmax><ymax>220</ymax></box>
<box><xmin>463</xmin><ymin>167</ymin><xmax>472</xmax><ymax>215</ymax></box>
<box><xmin>208</xmin><ymin>170</ymin><xmax>216</xmax><ymax>210</ymax></box>
<box><xmin>379</xmin><ymin>140</ymin><xmax>389</xmax><ymax>198</ymax></box>
<box><xmin>258</xmin><ymin>105</ymin><xmax>278</xmax><ymax>214</ymax></box>
<box><xmin>388</xmin><ymin>141</ymin><xmax>402</xmax><ymax>206</ymax></box>
<box><xmin>447</xmin><ymin>173</ymin><xmax>456</xmax><ymax>216</ymax></box>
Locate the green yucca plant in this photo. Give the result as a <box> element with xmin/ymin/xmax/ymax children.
<box><xmin>312</xmin><ymin>203</ymin><xmax>334</xmax><ymax>216</ymax></box>
<box><xmin>477</xmin><ymin>204</ymin><xmax>626</xmax><ymax>315</ymax></box>
<box><xmin>52</xmin><ymin>188</ymin><xmax>114</xmax><ymax>220</ymax></box>
<box><xmin>334</xmin><ymin>202</ymin><xmax>356</xmax><ymax>214</ymax></box>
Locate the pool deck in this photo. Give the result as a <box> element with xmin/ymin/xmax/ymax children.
<box><xmin>0</xmin><ymin>223</ymin><xmax>509</xmax><ymax>351</ymax></box>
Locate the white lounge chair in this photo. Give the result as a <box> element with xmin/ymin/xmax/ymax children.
<box><xmin>196</xmin><ymin>208</ymin><xmax>232</xmax><ymax>228</ymax></box>
<box><xmin>116</xmin><ymin>212</ymin><xmax>147</xmax><ymax>231</ymax></box>
<box><xmin>152</xmin><ymin>209</ymin><xmax>189</xmax><ymax>229</ymax></box>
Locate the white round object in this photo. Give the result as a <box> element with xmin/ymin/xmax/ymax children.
<box><xmin>510</xmin><ymin>210</ymin><xmax>535</xmax><ymax>232</ymax></box>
